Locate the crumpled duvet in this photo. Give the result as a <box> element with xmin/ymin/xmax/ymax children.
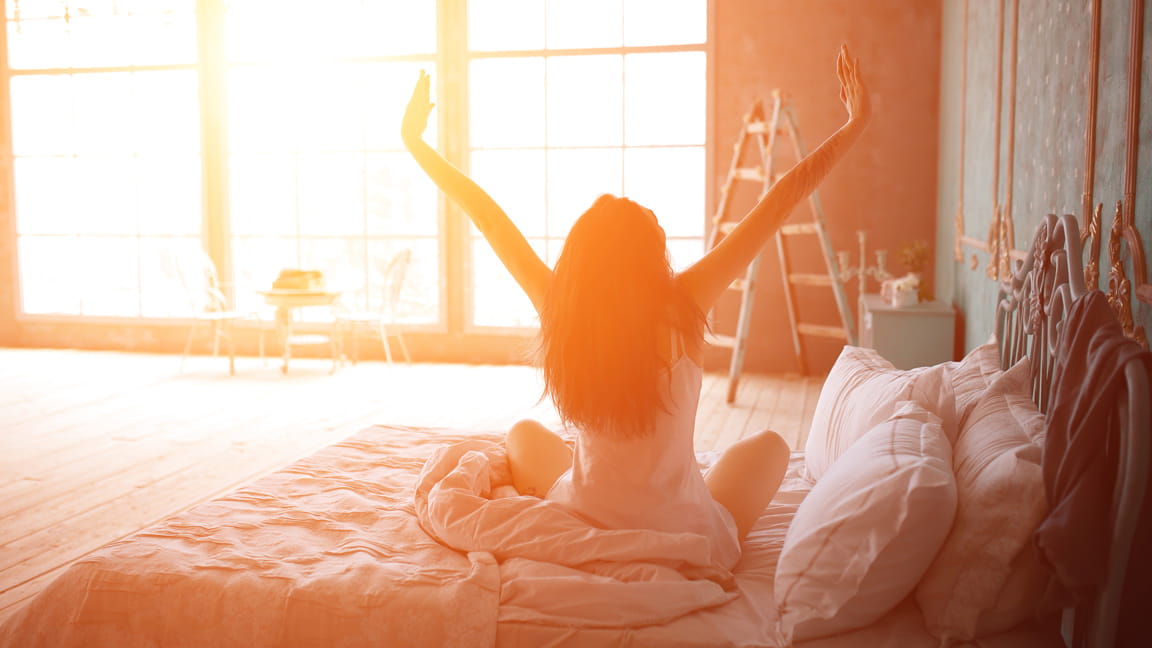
<box><xmin>414</xmin><ymin>439</ymin><xmax>739</xmax><ymax>630</ymax></box>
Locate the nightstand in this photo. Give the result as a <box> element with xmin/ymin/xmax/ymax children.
<box><xmin>859</xmin><ymin>294</ymin><xmax>955</xmax><ymax>369</ymax></box>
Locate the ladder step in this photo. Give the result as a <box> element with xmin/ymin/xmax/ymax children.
<box><xmin>796</xmin><ymin>323</ymin><xmax>848</xmax><ymax>340</ymax></box>
<box><xmin>745</xmin><ymin>121</ymin><xmax>771</xmax><ymax>134</ymax></box>
<box><xmin>788</xmin><ymin>273</ymin><xmax>834</xmax><ymax>287</ymax></box>
<box><xmin>707</xmin><ymin>332</ymin><xmax>737</xmax><ymax>348</ymax></box>
<box><xmin>780</xmin><ymin>223</ymin><xmax>819</xmax><ymax>235</ymax></box>
<box><xmin>733</xmin><ymin>167</ymin><xmax>765</xmax><ymax>182</ymax></box>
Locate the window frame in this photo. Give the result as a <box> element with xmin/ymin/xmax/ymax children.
<box><xmin>0</xmin><ymin>0</ymin><xmax>714</xmax><ymax>357</ymax></box>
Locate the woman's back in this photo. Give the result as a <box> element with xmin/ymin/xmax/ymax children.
<box><xmin>546</xmin><ymin>354</ymin><xmax>741</xmax><ymax>569</ymax></box>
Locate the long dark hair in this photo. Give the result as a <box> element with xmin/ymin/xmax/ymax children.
<box><xmin>537</xmin><ymin>194</ymin><xmax>706</xmax><ymax>437</ymax></box>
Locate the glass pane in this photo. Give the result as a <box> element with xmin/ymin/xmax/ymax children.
<box><xmin>365</xmin><ymin>63</ymin><xmax>437</xmax><ymax>151</ymax></box>
<box><xmin>546</xmin><ymin>0</ymin><xmax>622</xmax><ymax>49</ymax></box>
<box><xmin>623</xmin><ymin>146</ymin><xmax>704</xmax><ymax>238</ymax></box>
<box><xmin>226</xmin><ymin>0</ymin><xmax>435</xmax><ymax>62</ymax></box>
<box><xmin>7</xmin><ymin>1</ymin><xmax>196</xmax><ymax>68</ymax></box>
<box><xmin>471</xmin><ymin>237</ymin><xmax>542</xmax><ymax>328</ymax></box>
<box><xmin>366</xmin><ymin>152</ymin><xmax>439</xmax><ymax>237</ymax></box>
<box><xmin>230</xmin><ymin>153</ymin><xmax>299</xmax><ymax>237</ymax></box>
<box><xmin>6</xmin><ymin>16</ymin><xmax>70</xmax><ymax>69</ymax></box>
<box><xmin>227</xmin><ymin>68</ymin><xmax>299</xmax><ymax>153</ymax></box>
<box><xmin>19</xmin><ymin>236</ymin><xmax>83</xmax><ymax>315</ymax></box>
<box><xmin>666</xmin><ymin>237</ymin><xmax>704</xmax><ymax>272</ymax></box>
<box><xmin>10</xmin><ymin>75</ymin><xmax>73</xmax><ymax>156</ymax></box>
<box><xmin>136</xmin><ymin>154</ymin><xmax>202</xmax><ymax>236</ymax></box>
<box><xmin>546</xmin><ymin>148</ymin><xmax>623</xmax><ymax>238</ymax></box>
<box><xmin>74</xmin><ymin>237</ymin><xmax>140</xmax><ymax>317</ymax></box>
<box><xmin>71</xmin><ymin>156</ymin><xmax>138</xmax><ymax>235</ymax></box>
<box><xmin>624</xmin><ymin>52</ymin><xmax>705</xmax><ymax>146</ymax></box>
<box><xmin>298</xmin><ymin>152</ymin><xmax>366</xmax><ymax>237</ymax></box>
<box><xmin>624</xmin><ymin>0</ymin><xmax>706</xmax><ymax>46</ymax></box>
<box><xmin>546</xmin><ymin>55</ymin><xmax>622</xmax><ymax>147</ymax></box>
<box><xmin>469</xmin><ymin>0</ymin><xmax>545</xmax><ymax>52</ymax></box>
<box><xmin>295</xmin><ymin>64</ymin><xmax>368</xmax><ymax>153</ymax></box>
<box><xmin>470</xmin><ymin>58</ymin><xmax>545</xmax><ymax>148</ymax></box>
<box><xmin>69</xmin><ymin>15</ymin><xmax>139</xmax><ymax>67</ymax></box>
<box><xmin>470</xmin><ymin>149</ymin><xmax>547</xmax><ymax>237</ymax></box>
<box><xmin>363</xmin><ymin>0</ymin><xmax>437</xmax><ymax>56</ymax></box>
<box><xmin>367</xmin><ymin>238</ymin><xmax>439</xmax><ymax>324</ymax></box>
<box><xmin>132</xmin><ymin>71</ymin><xmax>201</xmax><ymax>154</ymax></box>
<box><xmin>14</xmin><ymin>157</ymin><xmax>77</xmax><ymax>234</ymax></box>
<box><xmin>140</xmin><ymin>236</ymin><xmax>204</xmax><ymax>317</ymax></box>
<box><xmin>232</xmin><ymin>236</ymin><xmax>299</xmax><ymax>313</ymax></box>
<box><xmin>299</xmin><ymin>237</ymin><xmax>368</xmax><ymax>299</ymax></box>
<box><xmin>73</xmin><ymin>73</ymin><xmax>135</xmax><ymax>154</ymax></box>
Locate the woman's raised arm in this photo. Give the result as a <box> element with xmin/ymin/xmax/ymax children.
<box><xmin>677</xmin><ymin>44</ymin><xmax>871</xmax><ymax>312</ymax></box>
<box><xmin>401</xmin><ymin>71</ymin><xmax>552</xmax><ymax>314</ymax></box>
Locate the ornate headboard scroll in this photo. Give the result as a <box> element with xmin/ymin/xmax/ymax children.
<box><xmin>1081</xmin><ymin>200</ymin><xmax>1150</xmax><ymax>348</ymax></box>
<box><xmin>994</xmin><ymin>214</ymin><xmax>1085</xmax><ymax>413</ymax></box>
<box><xmin>997</xmin><ymin>212</ymin><xmax>1151</xmax><ymax>648</ymax></box>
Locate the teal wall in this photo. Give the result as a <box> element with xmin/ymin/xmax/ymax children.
<box><xmin>937</xmin><ymin>0</ymin><xmax>1152</xmax><ymax>351</ymax></box>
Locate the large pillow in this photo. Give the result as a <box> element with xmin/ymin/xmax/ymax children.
<box><xmin>804</xmin><ymin>346</ymin><xmax>956</xmax><ymax>481</ymax></box>
<box><xmin>915</xmin><ymin>356</ymin><xmax>1052</xmax><ymax>641</ymax></box>
<box><xmin>775</xmin><ymin>401</ymin><xmax>958</xmax><ymax>643</ymax></box>
<box><xmin>950</xmin><ymin>339</ymin><xmax>1005</xmax><ymax>424</ymax></box>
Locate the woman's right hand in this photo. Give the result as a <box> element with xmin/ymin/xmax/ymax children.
<box><xmin>837</xmin><ymin>44</ymin><xmax>870</xmax><ymax>126</ymax></box>
<box><xmin>401</xmin><ymin>70</ymin><xmax>435</xmax><ymax>146</ymax></box>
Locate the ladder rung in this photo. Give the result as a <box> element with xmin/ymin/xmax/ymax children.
<box><xmin>745</xmin><ymin>121</ymin><xmax>773</xmax><ymax>134</ymax></box>
<box><xmin>706</xmin><ymin>333</ymin><xmax>737</xmax><ymax>348</ymax></box>
<box><xmin>796</xmin><ymin>323</ymin><xmax>848</xmax><ymax>340</ymax></box>
<box><xmin>788</xmin><ymin>273</ymin><xmax>833</xmax><ymax>287</ymax></box>
<box><xmin>733</xmin><ymin>167</ymin><xmax>765</xmax><ymax>182</ymax></box>
<box><xmin>780</xmin><ymin>223</ymin><xmax>819</xmax><ymax>235</ymax></box>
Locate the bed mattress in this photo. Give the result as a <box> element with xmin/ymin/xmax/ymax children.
<box><xmin>0</xmin><ymin>425</ymin><xmax>1063</xmax><ymax>647</ymax></box>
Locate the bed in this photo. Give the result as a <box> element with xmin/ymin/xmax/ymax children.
<box><xmin>1</xmin><ymin>212</ymin><xmax>1147</xmax><ymax>647</ymax></box>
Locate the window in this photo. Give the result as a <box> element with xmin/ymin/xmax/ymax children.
<box><xmin>5</xmin><ymin>0</ymin><xmax>707</xmax><ymax>338</ymax></box>
<box><xmin>8</xmin><ymin>0</ymin><xmax>201</xmax><ymax>317</ymax></box>
<box><xmin>467</xmin><ymin>0</ymin><xmax>707</xmax><ymax>328</ymax></box>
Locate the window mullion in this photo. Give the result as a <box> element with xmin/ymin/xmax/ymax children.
<box><xmin>439</xmin><ymin>0</ymin><xmax>469</xmax><ymax>334</ymax></box>
<box><xmin>197</xmin><ymin>0</ymin><xmax>231</xmax><ymax>297</ymax></box>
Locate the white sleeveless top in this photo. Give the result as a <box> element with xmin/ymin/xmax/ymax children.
<box><xmin>545</xmin><ymin>354</ymin><xmax>741</xmax><ymax>569</ymax></box>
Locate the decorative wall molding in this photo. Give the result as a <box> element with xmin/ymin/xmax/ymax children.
<box><xmin>1081</xmin><ymin>200</ymin><xmax>1150</xmax><ymax>348</ymax></box>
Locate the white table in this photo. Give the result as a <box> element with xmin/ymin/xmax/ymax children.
<box><xmin>259</xmin><ymin>289</ymin><xmax>343</xmax><ymax>374</ymax></box>
<box><xmin>859</xmin><ymin>294</ymin><xmax>955</xmax><ymax>369</ymax></box>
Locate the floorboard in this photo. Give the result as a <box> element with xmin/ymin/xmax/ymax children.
<box><xmin>0</xmin><ymin>347</ymin><xmax>825</xmax><ymax>625</ymax></box>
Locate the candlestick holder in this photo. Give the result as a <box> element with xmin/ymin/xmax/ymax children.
<box><xmin>835</xmin><ymin>230</ymin><xmax>892</xmax><ymax>296</ymax></box>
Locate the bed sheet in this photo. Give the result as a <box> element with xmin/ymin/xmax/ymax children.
<box><xmin>0</xmin><ymin>425</ymin><xmax>1064</xmax><ymax>648</ymax></box>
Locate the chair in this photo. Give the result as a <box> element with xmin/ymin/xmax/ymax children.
<box><xmin>177</xmin><ymin>250</ymin><xmax>261</xmax><ymax>375</ymax></box>
<box><xmin>340</xmin><ymin>248</ymin><xmax>412</xmax><ymax>364</ymax></box>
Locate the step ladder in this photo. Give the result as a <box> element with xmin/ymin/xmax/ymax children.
<box><xmin>708</xmin><ymin>91</ymin><xmax>856</xmax><ymax>403</ymax></box>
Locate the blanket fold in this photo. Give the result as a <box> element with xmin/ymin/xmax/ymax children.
<box><xmin>414</xmin><ymin>439</ymin><xmax>739</xmax><ymax>628</ymax></box>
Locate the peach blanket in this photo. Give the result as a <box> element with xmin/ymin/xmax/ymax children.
<box><xmin>414</xmin><ymin>438</ymin><xmax>738</xmax><ymax>628</ymax></box>
<box><xmin>0</xmin><ymin>427</ymin><xmax>501</xmax><ymax>648</ymax></box>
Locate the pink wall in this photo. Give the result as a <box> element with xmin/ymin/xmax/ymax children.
<box><xmin>707</xmin><ymin>0</ymin><xmax>942</xmax><ymax>375</ymax></box>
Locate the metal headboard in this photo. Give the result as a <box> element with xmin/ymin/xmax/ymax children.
<box><xmin>993</xmin><ymin>213</ymin><xmax>1150</xmax><ymax>647</ymax></box>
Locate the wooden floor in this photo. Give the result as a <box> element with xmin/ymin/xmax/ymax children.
<box><xmin>0</xmin><ymin>347</ymin><xmax>823</xmax><ymax>625</ymax></box>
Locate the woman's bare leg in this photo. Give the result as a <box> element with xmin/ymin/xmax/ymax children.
<box><xmin>505</xmin><ymin>419</ymin><xmax>573</xmax><ymax>497</ymax></box>
<box><xmin>704</xmin><ymin>430</ymin><xmax>791</xmax><ymax>539</ymax></box>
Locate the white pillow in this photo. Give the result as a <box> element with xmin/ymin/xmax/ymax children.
<box><xmin>950</xmin><ymin>340</ymin><xmax>1005</xmax><ymax>424</ymax></box>
<box><xmin>804</xmin><ymin>346</ymin><xmax>956</xmax><ymax>481</ymax></box>
<box><xmin>776</xmin><ymin>401</ymin><xmax>958</xmax><ymax>643</ymax></box>
<box><xmin>916</xmin><ymin>356</ymin><xmax>1052</xmax><ymax>641</ymax></box>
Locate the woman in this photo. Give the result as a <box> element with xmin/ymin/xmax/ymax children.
<box><xmin>401</xmin><ymin>45</ymin><xmax>870</xmax><ymax>552</ymax></box>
